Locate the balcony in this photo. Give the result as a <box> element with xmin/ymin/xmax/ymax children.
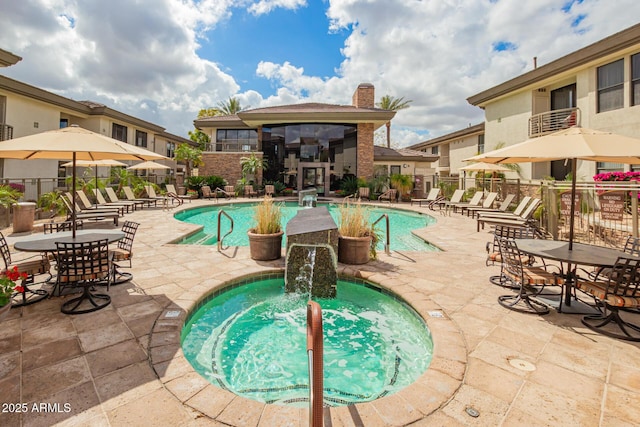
<box><xmin>528</xmin><ymin>107</ymin><xmax>580</xmax><ymax>138</ymax></box>
<box><xmin>0</xmin><ymin>123</ymin><xmax>13</xmax><ymax>141</ymax></box>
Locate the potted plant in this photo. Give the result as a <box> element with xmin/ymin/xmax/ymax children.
<box><xmin>247</xmin><ymin>196</ymin><xmax>283</xmax><ymax>261</ymax></box>
<box><xmin>337</xmin><ymin>199</ymin><xmax>378</xmax><ymax>264</ymax></box>
<box><xmin>0</xmin><ymin>266</ymin><xmax>27</xmax><ymax>319</ymax></box>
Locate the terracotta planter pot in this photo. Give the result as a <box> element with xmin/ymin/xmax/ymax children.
<box><xmin>338</xmin><ymin>235</ymin><xmax>372</xmax><ymax>265</ymax></box>
<box><xmin>248</xmin><ymin>230</ymin><xmax>284</xmax><ymax>261</ymax></box>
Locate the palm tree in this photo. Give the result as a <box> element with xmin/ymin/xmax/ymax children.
<box><xmin>376</xmin><ymin>95</ymin><xmax>412</xmax><ymax>148</ymax></box>
<box><xmin>216</xmin><ymin>97</ymin><xmax>245</xmax><ymax>116</ymax></box>
<box><xmin>175</xmin><ymin>144</ymin><xmax>203</xmax><ymax>178</ymax></box>
<box><xmin>240</xmin><ymin>153</ymin><xmax>268</xmax><ymax>185</ymax></box>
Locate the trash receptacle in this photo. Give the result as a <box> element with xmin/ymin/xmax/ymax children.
<box><xmin>12</xmin><ymin>202</ymin><xmax>36</xmax><ymax>233</ymax></box>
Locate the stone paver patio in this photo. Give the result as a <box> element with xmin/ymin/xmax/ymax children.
<box><xmin>1</xmin><ymin>198</ymin><xmax>639</xmax><ymax>426</ymax></box>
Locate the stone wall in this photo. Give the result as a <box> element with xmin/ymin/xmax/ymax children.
<box><xmin>357</xmin><ymin>123</ymin><xmax>374</xmax><ymax>180</ymax></box>
<box><xmin>200</xmin><ymin>152</ymin><xmax>263</xmax><ymax>185</ymax></box>
<box><xmin>352</xmin><ymin>83</ymin><xmax>375</xmax><ymax>108</ymax></box>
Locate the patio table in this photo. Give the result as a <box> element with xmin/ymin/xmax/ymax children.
<box><xmin>14</xmin><ymin>230</ymin><xmax>125</xmax><ymax>296</ymax></box>
<box><xmin>515</xmin><ymin>239</ymin><xmax>629</xmax><ymax>314</ymax></box>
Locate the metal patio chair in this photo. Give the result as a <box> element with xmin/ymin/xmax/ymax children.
<box><xmin>0</xmin><ymin>231</ymin><xmax>50</xmax><ymax>306</ymax></box>
<box><xmin>56</xmin><ymin>238</ymin><xmax>111</xmax><ymax>314</ymax></box>
<box><xmin>109</xmin><ymin>221</ymin><xmax>140</xmax><ymax>285</ymax></box>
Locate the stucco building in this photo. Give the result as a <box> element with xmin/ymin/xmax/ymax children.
<box><xmin>467</xmin><ymin>23</ymin><xmax>640</xmax><ymax>181</ymax></box>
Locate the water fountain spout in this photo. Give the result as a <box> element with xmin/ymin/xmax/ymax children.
<box><xmin>285</xmin><ymin>206</ymin><xmax>339</xmax><ymax>298</ymax></box>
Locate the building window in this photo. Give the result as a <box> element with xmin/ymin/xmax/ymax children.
<box><xmin>135</xmin><ymin>130</ymin><xmax>147</xmax><ymax>148</ymax></box>
<box><xmin>597</xmin><ymin>59</ymin><xmax>624</xmax><ymax>112</ymax></box>
<box><xmin>632</xmin><ymin>53</ymin><xmax>640</xmax><ymax>106</ymax></box>
<box><xmin>216</xmin><ymin>129</ymin><xmax>258</xmax><ymax>152</ymax></box>
<box><xmin>390</xmin><ymin>165</ymin><xmax>401</xmax><ymax>175</ymax></box>
<box><xmin>166</xmin><ymin>142</ymin><xmax>175</xmax><ymax>158</ymax></box>
<box><xmin>430</xmin><ymin>146</ymin><xmax>439</xmax><ymax>155</ymax></box>
<box><xmin>112</xmin><ymin>123</ymin><xmax>127</xmax><ymax>142</ymax></box>
<box><xmin>478</xmin><ymin>134</ymin><xmax>485</xmax><ymax>154</ymax></box>
<box><xmin>60</xmin><ymin>119</ymin><xmax>68</xmax><ymax>128</ymax></box>
<box><xmin>596</xmin><ymin>162</ymin><xmax>624</xmax><ymax>174</ymax></box>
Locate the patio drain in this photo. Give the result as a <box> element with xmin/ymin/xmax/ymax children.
<box><xmin>508</xmin><ymin>357</ymin><xmax>536</xmax><ymax>372</ymax></box>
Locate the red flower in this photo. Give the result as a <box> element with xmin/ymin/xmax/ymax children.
<box><xmin>14</xmin><ymin>285</ymin><xmax>24</xmax><ymax>294</ymax></box>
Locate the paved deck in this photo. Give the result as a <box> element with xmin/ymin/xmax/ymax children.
<box><xmin>1</xmin><ymin>198</ymin><xmax>639</xmax><ymax>426</ymax></box>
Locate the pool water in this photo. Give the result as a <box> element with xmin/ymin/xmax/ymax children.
<box><xmin>174</xmin><ymin>202</ymin><xmax>438</xmax><ymax>251</ymax></box>
<box><xmin>181</xmin><ymin>277</ymin><xmax>433</xmax><ymax>406</ymax></box>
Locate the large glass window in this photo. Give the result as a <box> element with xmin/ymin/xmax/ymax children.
<box><xmin>216</xmin><ymin>129</ymin><xmax>258</xmax><ymax>152</ymax></box>
<box><xmin>597</xmin><ymin>59</ymin><xmax>624</xmax><ymax>112</ymax></box>
<box><xmin>477</xmin><ymin>134</ymin><xmax>485</xmax><ymax>154</ymax></box>
<box><xmin>112</xmin><ymin>123</ymin><xmax>127</xmax><ymax>142</ymax></box>
<box><xmin>262</xmin><ymin>123</ymin><xmax>357</xmax><ymax>190</ymax></box>
<box><xmin>632</xmin><ymin>53</ymin><xmax>640</xmax><ymax>106</ymax></box>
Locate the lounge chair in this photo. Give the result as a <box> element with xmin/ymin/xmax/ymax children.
<box><xmin>244</xmin><ymin>185</ymin><xmax>258</xmax><ymax>198</ymax></box>
<box><xmin>265</xmin><ymin>185</ymin><xmax>275</xmax><ymax>197</ymax></box>
<box><xmin>201</xmin><ymin>185</ymin><xmax>216</xmax><ymax>200</ymax></box>
<box><xmin>433</xmin><ymin>189</ymin><xmax>465</xmax><ymax>211</ymax></box>
<box><xmin>122</xmin><ymin>186</ymin><xmax>158</xmax><ymax>208</ymax></box>
<box><xmin>378</xmin><ymin>188</ymin><xmax>397</xmax><ymax>203</ymax></box>
<box><xmin>60</xmin><ymin>195</ymin><xmax>119</xmax><ymax>226</ymax></box>
<box><xmin>70</xmin><ymin>191</ymin><xmax>124</xmax><ymax>217</ymax></box>
<box><xmin>92</xmin><ymin>189</ymin><xmax>135</xmax><ymax>213</ymax></box>
<box><xmin>459</xmin><ymin>192</ymin><xmax>498</xmax><ymax>216</ymax></box>
<box><xmin>477</xmin><ymin>196</ymin><xmax>532</xmax><ymax>220</ymax></box>
<box><xmin>166</xmin><ymin>184</ymin><xmax>192</xmax><ymax>203</ymax></box>
<box><xmin>144</xmin><ymin>185</ymin><xmax>173</xmax><ymax>206</ymax></box>
<box><xmin>467</xmin><ymin>194</ymin><xmax>516</xmax><ymax>218</ymax></box>
<box><xmin>358</xmin><ymin>187</ymin><xmax>370</xmax><ymax>200</ymax></box>
<box><xmin>450</xmin><ymin>191</ymin><xmax>483</xmax><ymax>214</ymax></box>
<box><xmin>105</xmin><ymin>187</ymin><xmax>146</xmax><ymax>211</ymax></box>
<box><xmin>476</xmin><ymin>198</ymin><xmax>541</xmax><ymax>232</ymax></box>
<box><xmin>410</xmin><ymin>188</ymin><xmax>441</xmax><ymax>207</ymax></box>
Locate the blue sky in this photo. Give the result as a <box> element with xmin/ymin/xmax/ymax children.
<box><xmin>206</xmin><ymin>3</ymin><xmax>348</xmax><ymax>97</ymax></box>
<box><xmin>1</xmin><ymin>1</ymin><xmax>639</xmax><ymax>147</ymax></box>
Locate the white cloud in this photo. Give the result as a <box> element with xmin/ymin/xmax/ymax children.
<box><xmin>1</xmin><ymin>0</ymin><xmax>639</xmax><ymax>146</ymax></box>
<box><xmin>248</xmin><ymin>0</ymin><xmax>307</xmax><ymax>16</ymax></box>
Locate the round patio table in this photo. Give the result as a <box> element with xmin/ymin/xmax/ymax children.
<box><xmin>14</xmin><ymin>230</ymin><xmax>125</xmax><ymax>298</ymax></box>
<box><xmin>515</xmin><ymin>239</ymin><xmax>629</xmax><ymax>313</ymax></box>
<box><xmin>14</xmin><ymin>229</ymin><xmax>125</xmax><ymax>252</ymax></box>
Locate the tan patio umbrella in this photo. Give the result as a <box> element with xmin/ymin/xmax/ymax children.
<box><xmin>128</xmin><ymin>160</ymin><xmax>171</xmax><ymax>186</ymax></box>
<box><xmin>0</xmin><ymin>125</ymin><xmax>168</xmax><ymax>236</ymax></box>
<box><xmin>466</xmin><ymin>126</ymin><xmax>640</xmax><ymax>248</ymax></box>
<box><xmin>127</xmin><ymin>160</ymin><xmax>171</xmax><ymax>171</ymax></box>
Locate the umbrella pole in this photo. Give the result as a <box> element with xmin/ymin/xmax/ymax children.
<box><xmin>72</xmin><ymin>152</ymin><xmax>77</xmax><ymax>238</ymax></box>
<box><xmin>568</xmin><ymin>158</ymin><xmax>577</xmax><ymax>250</ymax></box>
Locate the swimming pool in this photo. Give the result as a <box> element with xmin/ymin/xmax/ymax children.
<box><xmin>174</xmin><ymin>202</ymin><xmax>438</xmax><ymax>251</ymax></box>
<box><xmin>181</xmin><ymin>275</ymin><xmax>434</xmax><ymax>406</ymax></box>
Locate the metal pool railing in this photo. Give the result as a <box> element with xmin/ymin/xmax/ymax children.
<box><xmin>217</xmin><ymin>210</ymin><xmax>234</xmax><ymax>252</ymax></box>
<box><xmin>373</xmin><ymin>213</ymin><xmax>390</xmax><ymax>255</ymax></box>
<box><xmin>307</xmin><ymin>301</ymin><xmax>324</xmax><ymax>427</ymax></box>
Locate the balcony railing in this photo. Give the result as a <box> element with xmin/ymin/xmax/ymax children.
<box><xmin>528</xmin><ymin>107</ymin><xmax>580</xmax><ymax>138</ymax></box>
<box><xmin>0</xmin><ymin>123</ymin><xmax>13</xmax><ymax>141</ymax></box>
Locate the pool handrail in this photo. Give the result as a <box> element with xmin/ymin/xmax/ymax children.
<box><xmin>373</xmin><ymin>213</ymin><xmax>391</xmax><ymax>255</ymax></box>
<box><xmin>307</xmin><ymin>301</ymin><xmax>324</xmax><ymax>427</ymax></box>
<box><xmin>217</xmin><ymin>210</ymin><xmax>234</xmax><ymax>252</ymax></box>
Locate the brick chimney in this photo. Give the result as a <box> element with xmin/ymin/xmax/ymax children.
<box><xmin>352</xmin><ymin>83</ymin><xmax>375</xmax><ymax>108</ymax></box>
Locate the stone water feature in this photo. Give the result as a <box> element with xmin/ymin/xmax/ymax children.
<box><xmin>285</xmin><ymin>206</ymin><xmax>337</xmax><ymax>298</ymax></box>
